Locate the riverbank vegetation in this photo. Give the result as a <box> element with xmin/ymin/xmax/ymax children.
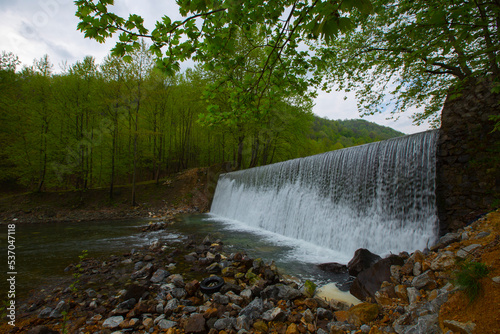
<box><xmin>0</xmin><ymin>49</ymin><xmax>402</xmax><ymax>199</ymax></box>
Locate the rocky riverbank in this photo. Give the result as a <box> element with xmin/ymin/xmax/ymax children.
<box><xmin>2</xmin><ymin>210</ymin><xmax>499</xmax><ymax>334</ymax></box>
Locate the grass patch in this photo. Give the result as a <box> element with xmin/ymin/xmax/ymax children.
<box><xmin>454</xmin><ymin>260</ymin><xmax>490</xmax><ymax>302</ymax></box>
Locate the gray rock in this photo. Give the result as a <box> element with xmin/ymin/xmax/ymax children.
<box><xmin>214</xmin><ymin>317</ymin><xmax>235</xmax><ymax>331</ymax></box>
<box><xmin>38</xmin><ymin>307</ymin><xmax>53</xmax><ymax>319</ymax></box>
<box><xmin>327</xmin><ymin>321</ymin><xmax>356</xmax><ymax>333</ymax></box>
<box><xmin>431</xmin><ymin>232</ymin><xmax>460</xmax><ymax>250</ymax></box>
<box><xmin>213</xmin><ymin>292</ymin><xmax>230</xmax><ymax>305</ymax></box>
<box><xmin>134</xmin><ymin>261</ymin><xmax>144</xmax><ymax>270</ymax></box>
<box><xmin>360</xmin><ymin>324</ymin><xmax>371</xmax><ymax>333</ymax></box>
<box><xmin>407</xmin><ymin>287</ymin><xmax>421</xmax><ymax>304</ymax></box>
<box><xmin>403</xmin><ymin>314</ymin><xmax>440</xmax><ymax>334</ymax></box>
<box><xmin>317</xmin><ymin>329</ymin><xmax>329</xmax><ymax>334</ymax></box>
<box><xmin>184</xmin><ymin>306</ymin><xmax>198</xmax><ymax>313</ymax></box>
<box><xmin>167</xmin><ymin>273</ymin><xmax>185</xmax><ymax>287</ymax></box>
<box><xmin>131</xmin><ymin>262</ymin><xmax>153</xmax><ymax>279</ymax></box>
<box><xmin>165</xmin><ymin>298</ymin><xmax>179</xmax><ymax>313</ymax></box>
<box><xmin>317</xmin><ymin>307</ymin><xmax>334</xmax><ymax>320</ymax></box>
<box><xmin>391</xmin><ymin>265</ymin><xmax>402</xmax><ymax>283</ymax></box>
<box><xmin>49</xmin><ymin>300</ymin><xmax>69</xmax><ymax>318</ymax></box>
<box><xmin>268</xmin><ymin>307</ymin><xmax>287</xmax><ymax>322</ymax></box>
<box><xmin>226</xmin><ymin>291</ymin><xmax>244</xmax><ymax>305</ymax></box>
<box><xmin>171</xmin><ymin>287</ymin><xmax>187</xmax><ymax>299</ymax></box>
<box><xmin>239</xmin><ymin>297</ymin><xmax>264</xmax><ymax>321</ymax></box>
<box><xmin>412</xmin><ymin>271</ymin><xmax>436</xmax><ymax>290</ymax></box>
<box><xmin>393</xmin><ymin>312</ymin><xmax>413</xmax><ymax>333</ymax></box>
<box><xmin>442</xmin><ymin>320</ymin><xmax>476</xmax><ymax>334</ymax></box>
<box><xmin>117</xmin><ymin>298</ymin><xmax>136</xmax><ymax>310</ymax></box>
<box><xmin>86</xmin><ymin>288</ymin><xmax>97</xmax><ymax>298</ymax></box>
<box><xmin>456</xmin><ymin>244</ymin><xmax>481</xmax><ymax>258</ymax></box>
<box><xmin>303</xmin><ymin>309</ymin><xmax>314</xmax><ymax>323</ymax></box>
<box><xmin>154</xmin><ymin>314</ymin><xmax>165</xmax><ymax>324</ymax></box>
<box><xmin>492</xmin><ymin>276</ymin><xmax>500</xmax><ymax>284</ymax></box>
<box><xmin>474</xmin><ymin>231</ymin><xmax>490</xmax><ymax>239</ymax></box>
<box><xmin>277</xmin><ymin>284</ymin><xmax>302</xmax><ymax>300</ymax></box>
<box><xmin>151</xmin><ymin>269</ymin><xmax>169</xmax><ymax>283</ymax></box>
<box><xmin>240</xmin><ymin>289</ymin><xmax>252</xmax><ymax>300</ymax></box>
<box><xmin>103</xmin><ymin>316</ymin><xmax>124</xmax><ymax>329</ymax></box>
<box><xmin>430</xmin><ymin>253</ymin><xmax>455</xmax><ymax>271</ymax></box>
<box><xmin>429</xmin><ymin>290</ymin><xmax>449</xmax><ymax>312</ymax></box>
<box><xmin>235</xmin><ymin>315</ymin><xmax>251</xmax><ymax>331</ymax></box>
<box><xmin>158</xmin><ymin>319</ymin><xmax>177</xmax><ymax>330</ymax></box>
<box><xmin>156</xmin><ymin>302</ymin><xmax>164</xmax><ymax>314</ymax></box>
<box><xmin>413</xmin><ymin>262</ymin><xmax>422</xmax><ymax>276</ymax></box>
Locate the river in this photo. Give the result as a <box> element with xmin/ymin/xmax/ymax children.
<box><xmin>0</xmin><ymin>214</ymin><xmax>351</xmax><ymax>300</ymax></box>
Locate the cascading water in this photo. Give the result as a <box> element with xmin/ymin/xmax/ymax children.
<box><xmin>210</xmin><ymin>130</ymin><xmax>439</xmax><ymax>260</ymax></box>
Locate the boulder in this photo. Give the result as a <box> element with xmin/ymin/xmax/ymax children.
<box><xmin>350</xmin><ymin>255</ymin><xmax>405</xmax><ymax>301</ymax></box>
<box><xmin>317</xmin><ymin>262</ymin><xmax>348</xmax><ymax>274</ymax></box>
<box><xmin>346</xmin><ymin>303</ymin><xmax>380</xmax><ymax>326</ymax></box>
<box><xmin>347</xmin><ymin>249</ymin><xmax>382</xmax><ymax>276</ymax></box>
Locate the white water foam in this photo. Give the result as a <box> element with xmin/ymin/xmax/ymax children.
<box><xmin>205</xmin><ymin>214</ymin><xmax>352</xmax><ymax>264</ymax></box>
<box><xmin>210</xmin><ymin>131</ymin><xmax>439</xmax><ymax>261</ymax></box>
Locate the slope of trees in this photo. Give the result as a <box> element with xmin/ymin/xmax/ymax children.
<box><xmin>306</xmin><ymin>118</ymin><xmax>404</xmax><ymax>153</ymax></box>
<box><xmin>0</xmin><ymin>49</ymin><xmax>403</xmax><ymax>197</ymax></box>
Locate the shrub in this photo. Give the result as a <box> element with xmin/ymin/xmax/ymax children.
<box><xmin>454</xmin><ymin>260</ymin><xmax>490</xmax><ymax>302</ymax></box>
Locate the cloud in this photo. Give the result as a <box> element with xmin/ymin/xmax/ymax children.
<box><xmin>312</xmin><ymin>90</ymin><xmax>432</xmax><ymax>134</ymax></box>
<box><xmin>0</xmin><ymin>0</ymin><xmax>431</xmax><ymax>134</ymax></box>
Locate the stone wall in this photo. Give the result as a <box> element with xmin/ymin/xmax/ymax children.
<box><xmin>437</xmin><ymin>77</ymin><xmax>500</xmax><ymax>233</ymax></box>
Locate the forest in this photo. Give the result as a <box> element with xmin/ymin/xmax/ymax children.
<box><xmin>0</xmin><ymin>48</ymin><xmax>403</xmax><ymax>197</ymax></box>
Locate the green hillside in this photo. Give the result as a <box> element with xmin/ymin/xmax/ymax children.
<box><xmin>304</xmin><ymin>117</ymin><xmax>405</xmax><ymax>155</ymax></box>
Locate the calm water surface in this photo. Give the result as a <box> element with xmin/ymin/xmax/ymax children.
<box><xmin>0</xmin><ymin>214</ymin><xmax>349</xmax><ymax>300</ymax></box>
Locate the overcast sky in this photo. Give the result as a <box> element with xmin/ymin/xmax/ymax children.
<box><xmin>0</xmin><ymin>0</ymin><xmax>432</xmax><ymax>134</ymax></box>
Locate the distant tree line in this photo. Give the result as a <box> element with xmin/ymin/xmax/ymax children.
<box><xmin>0</xmin><ymin>48</ymin><xmax>403</xmax><ymax>198</ymax></box>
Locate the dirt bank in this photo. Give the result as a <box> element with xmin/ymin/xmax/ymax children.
<box><xmin>0</xmin><ymin>166</ymin><xmax>226</xmax><ymax>224</ymax></box>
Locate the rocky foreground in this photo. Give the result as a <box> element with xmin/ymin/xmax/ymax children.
<box><xmin>3</xmin><ymin>210</ymin><xmax>499</xmax><ymax>334</ymax></box>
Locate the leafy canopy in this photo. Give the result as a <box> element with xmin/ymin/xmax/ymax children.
<box><xmin>74</xmin><ymin>0</ymin><xmax>373</xmax><ymax>121</ymax></box>
<box><xmin>312</xmin><ymin>0</ymin><xmax>500</xmax><ymax>127</ymax></box>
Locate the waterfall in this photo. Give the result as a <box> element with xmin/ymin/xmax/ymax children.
<box><xmin>210</xmin><ymin>130</ymin><xmax>439</xmax><ymax>259</ymax></box>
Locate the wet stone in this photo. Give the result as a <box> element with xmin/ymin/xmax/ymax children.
<box><xmin>151</xmin><ymin>269</ymin><xmax>169</xmax><ymax>283</ymax></box>
<box><xmin>103</xmin><ymin>316</ymin><xmax>124</xmax><ymax>329</ymax></box>
<box><xmin>158</xmin><ymin>319</ymin><xmax>177</xmax><ymax>330</ymax></box>
<box><xmin>214</xmin><ymin>317</ymin><xmax>235</xmax><ymax>331</ymax></box>
<box><xmin>38</xmin><ymin>307</ymin><xmax>53</xmax><ymax>319</ymax></box>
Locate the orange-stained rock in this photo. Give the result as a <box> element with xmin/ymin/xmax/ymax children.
<box><xmin>285</xmin><ymin>323</ymin><xmax>299</xmax><ymax>334</ymax></box>
<box><xmin>334</xmin><ymin>310</ymin><xmax>349</xmax><ymax>322</ymax></box>
<box><xmin>347</xmin><ymin>302</ymin><xmax>380</xmax><ymax>326</ymax></box>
